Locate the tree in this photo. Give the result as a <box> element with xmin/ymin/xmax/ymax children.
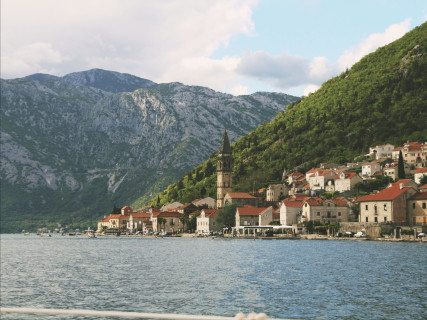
<box><xmin>216</xmin><ymin>204</ymin><xmax>237</xmax><ymax>231</ymax></box>
<box><xmin>157</xmin><ymin>217</ymin><xmax>166</xmax><ymax>232</ymax></box>
<box><xmin>420</xmin><ymin>175</ymin><xmax>427</xmax><ymax>185</ymax></box>
<box><xmin>110</xmin><ymin>205</ymin><xmax>121</xmax><ymax>215</ymax></box>
<box><xmin>398</xmin><ymin>151</ymin><xmax>405</xmax><ymax>179</ymax></box>
<box><xmin>187</xmin><ymin>212</ymin><xmax>200</xmax><ymax>233</ymax></box>
<box><xmin>180</xmin><ymin>213</ymin><xmax>189</xmax><ymax>232</ymax></box>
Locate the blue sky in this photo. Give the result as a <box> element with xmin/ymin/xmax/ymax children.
<box><xmin>2</xmin><ymin>0</ymin><xmax>426</xmax><ymax>96</ymax></box>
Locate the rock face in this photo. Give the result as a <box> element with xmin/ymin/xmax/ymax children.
<box><xmin>0</xmin><ymin>69</ymin><xmax>299</xmax><ymax>232</ymax></box>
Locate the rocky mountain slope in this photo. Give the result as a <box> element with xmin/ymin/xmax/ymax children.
<box><xmin>0</xmin><ymin>69</ymin><xmax>299</xmax><ymax>232</ymax></box>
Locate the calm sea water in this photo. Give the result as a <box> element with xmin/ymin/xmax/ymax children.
<box><xmin>1</xmin><ymin>234</ymin><xmax>426</xmax><ymax>320</ymax></box>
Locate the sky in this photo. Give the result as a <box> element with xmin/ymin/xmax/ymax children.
<box><xmin>1</xmin><ymin>0</ymin><xmax>426</xmax><ymax>97</ymax></box>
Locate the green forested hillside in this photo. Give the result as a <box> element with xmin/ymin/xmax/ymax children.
<box><xmin>144</xmin><ymin>22</ymin><xmax>427</xmax><ymax>207</ymax></box>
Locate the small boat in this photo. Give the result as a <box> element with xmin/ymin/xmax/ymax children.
<box><xmin>86</xmin><ymin>227</ymin><xmax>96</xmax><ymax>238</ymax></box>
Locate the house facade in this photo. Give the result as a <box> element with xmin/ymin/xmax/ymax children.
<box><xmin>359</xmin><ymin>182</ymin><xmax>417</xmax><ymax>224</ymax></box>
<box><xmin>223</xmin><ymin>192</ymin><xmax>258</xmax><ymax>207</ymax></box>
<box><xmin>362</xmin><ymin>161</ymin><xmax>382</xmax><ymax>178</ymax></box>
<box><xmin>152</xmin><ymin>211</ymin><xmax>182</xmax><ymax>233</ymax></box>
<box><xmin>266</xmin><ymin>183</ymin><xmax>289</xmax><ymax>202</ymax></box>
<box><xmin>128</xmin><ymin>212</ymin><xmax>151</xmax><ymax>233</ymax></box>
<box><xmin>301</xmin><ymin>198</ymin><xmax>350</xmax><ymax>224</ymax></box>
<box><xmin>306</xmin><ymin>169</ymin><xmax>338</xmax><ymax>191</ymax></box>
<box><xmin>414</xmin><ymin>167</ymin><xmax>427</xmax><ymax>184</ymax></box>
<box><xmin>408</xmin><ymin>192</ymin><xmax>427</xmax><ymax>226</ymax></box>
<box><xmin>196</xmin><ymin>209</ymin><xmax>219</xmax><ymax>234</ymax></box>
<box><xmin>334</xmin><ymin>171</ymin><xmax>362</xmax><ymax>192</ymax></box>
<box><xmin>280</xmin><ymin>199</ymin><xmax>305</xmax><ymax>226</ymax></box>
<box><xmin>369</xmin><ymin>144</ymin><xmax>394</xmax><ymax>159</ymax></box>
<box><xmin>235</xmin><ymin>206</ymin><xmax>273</xmax><ymax>228</ymax></box>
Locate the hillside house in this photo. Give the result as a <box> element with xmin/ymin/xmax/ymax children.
<box><xmin>306</xmin><ymin>168</ymin><xmax>338</xmax><ymax>191</ymax></box>
<box><xmin>362</xmin><ymin>161</ymin><xmax>382</xmax><ymax>178</ymax></box>
<box><xmin>383</xmin><ymin>162</ymin><xmax>411</xmax><ymax>180</ymax></box>
<box><xmin>359</xmin><ymin>180</ymin><xmax>417</xmax><ymax>224</ymax></box>
<box><xmin>160</xmin><ymin>202</ymin><xmax>183</xmax><ymax>212</ymax></box>
<box><xmin>176</xmin><ymin>203</ymin><xmax>198</xmax><ymax>215</ymax></box>
<box><xmin>334</xmin><ymin>171</ymin><xmax>363</xmax><ymax>192</ymax></box>
<box><xmin>192</xmin><ymin>197</ymin><xmax>216</xmax><ymax>208</ymax></box>
<box><xmin>152</xmin><ymin>211</ymin><xmax>182</xmax><ymax>233</ymax></box>
<box><xmin>128</xmin><ymin>212</ymin><xmax>151</xmax><ymax>233</ymax></box>
<box><xmin>279</xmin><ymin>197</ymin><xmax>307</xmax><ymax>226</ymax></box>
<box><xmin>401</xmin><ymin>142</ymin><xmax>427</xmax><ymax>168</ymax></box>
<box><xmin>408</xmin><ymin>192</ymin><xmax>427</xmax><ymax>226</ymax></box>
<box><xmin>301</xmin><ymin>198</ymin><xmax>350</xmax><ymax>224</ymax></box>
<box><xmin>196</xmin><ymin>209</ymin><xmax>219</xmax><ymax>235</ymax></box>
<box><xmin>414</xmin><ymin>167</ymin><xmax>427</xmax><ymax>184</ymax></box>
<box><xmin>368</xmin><ymin>144</ymin><xmax>394</xmax><ymax>159</ymax></box>
<box><xmin>223</xmin><ymin>192</ymin><xmax>258</xmax><ymax>207</ymax></box>
<box><xmin>235</xmin><ymin>206</ymin><xmax>273</xmax><ymax>229</ymax></box>
<box><xmin>266</xmin><ymin>183</ymin><xmax>289</xmax><ymax>202</ymax></box>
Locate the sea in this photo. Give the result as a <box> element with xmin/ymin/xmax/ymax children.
<box><xmin>1</xmin><ymin>234</ymin><xmax>426</xmax><ymax>320</ymax></box>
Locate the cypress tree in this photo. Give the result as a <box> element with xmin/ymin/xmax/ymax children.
<box><xmin>398</xmin><ymin>151</ymin><xmax>405</xmax><ymax>179</ymax></box>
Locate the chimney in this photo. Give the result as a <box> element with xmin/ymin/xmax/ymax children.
<box><xmin>400</xmin><ymin>183</ymin><xmax>404</xmax><ymax>190</ymax></box>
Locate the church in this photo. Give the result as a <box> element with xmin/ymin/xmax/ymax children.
<box><xmin>216</xmin><ymin>130</ymin><xmax>232</xmax><ymax>208</ymax></box>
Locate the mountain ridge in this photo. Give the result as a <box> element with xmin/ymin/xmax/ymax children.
<box><xmin>1</xmin><ymin>70</ymin><xmax>299</xmax><ymax>232</ymax></box>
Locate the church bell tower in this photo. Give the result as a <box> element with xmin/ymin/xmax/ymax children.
<box><xmin>217</xmin><ymin>130</ymin><xmax>232</xmax><ymax>208</ymax></box>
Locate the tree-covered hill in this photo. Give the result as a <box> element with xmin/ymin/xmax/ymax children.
<box><xmin>146</xmin><ymin>22</ymin><xmax>427</xmax><ymax>207</ymax></box>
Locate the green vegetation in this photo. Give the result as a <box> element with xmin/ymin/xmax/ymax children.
<box><xmin>145</xmin><ymin>22</ymin><xmax>427</xmax><ymax>207</ymax></box>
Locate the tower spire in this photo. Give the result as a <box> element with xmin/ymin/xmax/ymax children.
<box><xmin>219</xmin><ymin>130</ymin><xmax>232</xmax><ymax>154</ymax></box>
<box><xmin>217</xmin><ymin>129</ymin><xmax>232</xmax><ymax>208</ymax></box>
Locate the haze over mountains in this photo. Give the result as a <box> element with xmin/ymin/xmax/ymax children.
<box><xmin>1</xmin><ymin>69</ymin><xmax>299</xmax><ymax>232</ymax></box>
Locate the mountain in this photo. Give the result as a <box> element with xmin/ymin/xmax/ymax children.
<box><xmin>0</xmin><ymin>70</ymin><xmax>299</xmax><ymax>232</ymax></box>
<box><xmin>151</xmin><ymin>22</ymin><xmax>427</xmax><ymax>207</ymax></box>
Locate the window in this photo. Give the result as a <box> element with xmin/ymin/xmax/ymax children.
<box><xmin>366</xmin><ymin>217</ymin><xmax>368</xmax><ymax>222</ymax></box>
<box><xmin>423</xmin><ymin>203</ymin><xmax>426</xmax><ymax>209</ymax></box>
<box><xmin>365</xmin><ymin>205</ymin><xmax>368</xmax><ymax>210</ymax></box>
<box><xmin>374</xmin><ymin>217</ymin><xmax>378</xmax><ymax>223</ymax></box>
<box><xmin>338</xmin><ymin>212</ymin><xmax>341</xmax><ymax>216</ymax></box>
<box><xmin>413</xmin><ymin>203</ymin><xmax>416</xmax><ymax>209</ymax></box>
<box><xmin>384</xmin><ymin>217</ymin><xmax>387</xmax><ymax>222</ymax></box>
<box><xmin>317</xmin><ymin>212</ymin><xmax>320</xmax><ymax>216</ymax></box>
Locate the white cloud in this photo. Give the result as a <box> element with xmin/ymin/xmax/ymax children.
<box><xmin>303</xmin><ymin>84</ymin><xmax>320</xmax><ymax>96</ymax></box>
<box><xmin>1</xmin><ymin>0</ymin><xmax>257</xmax><ymax>93</ymax></box>
<box><xmin>236</xmin><ymin>19</ymin><xmax>412</xmax><ymax>93</ymax></box>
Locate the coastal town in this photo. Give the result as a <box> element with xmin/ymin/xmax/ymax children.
<box><xmin>92</xmin><ymin>131</ymin><xmax>427</xmax><ymax>241</ymax></box>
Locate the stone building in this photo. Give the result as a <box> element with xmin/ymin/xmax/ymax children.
<box><xmin>217</xmin><ymin>130</ymin><xmax>232</xmax><ymax>208</ymax></box>
<box><xmin>359</xmin><ymin>181</ymin><xmax>417</xmax><ymax>224</ymax></box>
<box><xmin>408</xmin><ymin>192</ymin><xmax>427</xmax><ymax>226</ymax></box>
<box><xmin>235</xmin><ymin>206</ymin><xmax>273</xmax><ymax>228</ymax></box>
<box><xmin>223</xmin><ymin>192</ymin><xmax>258</xmax><ymax>207</ymax></box>
<box><xmin>266</xmin><ymin>183</ymin><xmax>289</xmax><ymax>202</ymax></box>
<box><xmin>301</xmin><ymin>198</ymin><xmax>350</xmax><ymax>224</ymax></box>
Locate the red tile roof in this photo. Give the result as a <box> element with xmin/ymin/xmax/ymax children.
<box><xmin>202</xmin><ymin>209</ymin><xmax>218</xmax><ymax>218</ymax></box>
<box><xmin>131</xmin><ymin>213</ymin><xmax>150</xmax><ymax>218</ymax></box>
<box><xmin>227</xmin><ymin>192</ymin><xmax>256</xmax><ymax>199</ymax></box>
<box><xmin>153</xmin><ymin>211</ymin><xmax>181</xmax><ymax>218</ymax></box>
<box><xmin>359</xmin><ymin>185</ymin><xmax>413</xmax><ymax>202</ymax></box>
<box><xmin>237</xmin><ymin>206</ymin><xmax>271</xmax><ymax>216</ymax></box>
<box><xmin>410</xmin><ymin>192</ymin><xmax>427</xmax><ymax>200</ymax></box>
<box><xmin>335</xmin><ymin>171</ymin><xmax>357</xmax><ymax>180</ymax></box>
<box><xmin>282</xmin><ymin>200</ymin><xmax>304</xmax><ymax>208</ymax></box>
<box><xmin>304</xmin><ymin>197</ymin><xmax>323</xmax><ymax>206</ymax></box>
<box><xmin>415</xmin><ymin>167</ymin><xmax>427</xmax><ymax>174</ymax></box>
<box><xmin>419</xmin><ymin>184</ymin><xmax>427</xmax><ymax>189</ymax></box>
<box><xmin>272</xmin><ymin>211</ymin><xmax>280</xmax><ymax>220</ymax></box>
